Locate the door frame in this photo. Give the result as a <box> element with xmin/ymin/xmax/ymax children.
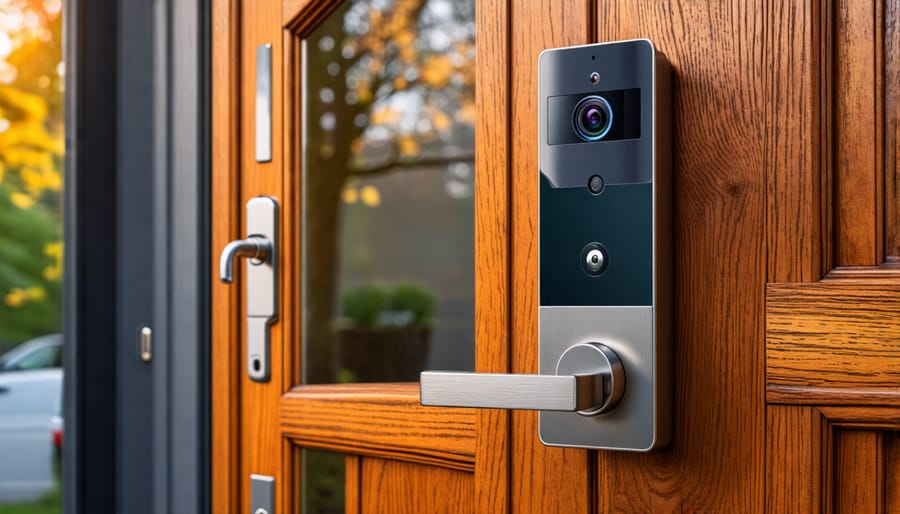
<box><xmin>63</xmin><ymin>0</ymin><xmax>211</xmax><ymax>512</ymax></box>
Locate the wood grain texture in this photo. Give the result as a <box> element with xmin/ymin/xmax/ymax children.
<box><xmin>359</xmin><ymin>457</ymin><xmax>473</xmax><ymax>514</ymax></box>
<box><xmin>211</xmin><ymin>0</ymin><xmax>241</xmax><ymax>512</ymax></box>
<box><xmin>834</xmin><ymin>0</ymin><xmax>882</xmax><ymax>266</ymax></box>
<box><xmin>765</xmin><ymin>0</ymin><xmax>830</xmax><ymax>281</ymax></box>
<box><xmin>768</xmin><ymin>385</ymin><xmax>900</xmax><ymax>407</ymax></box>
<box><xmin>824</xmin><ymin>266</ymin><xmax>900</xmax><ymax>282</ymax></box>
<box><xmin>767</xmin><ymin>282</ymin><xmax>900</xmax><ymax>393</ymax></box>
<box><xmin>510</xmin><ymin>1</ymin><xmax>592</xmax><ymax>513</ymax></box>
<box><xmin>886</xmin><ymin>0</ymin><xmax>900</xmax><ymax>258</ymax></box>
<box><xmin>474</xmin><ymin>0</ymin><xmax>511</xmax><ymax>512</ymax></box>
<box><xmin>280</xmin><ymin>384</ymin><xmax>475</xmax><ymax>471</ymax></box>
<box><xmin>595</xmin><ymin>1</ymin><xmax>767</xmax><ymax>510</ymax></box>
<box><xmin>818</xmin><ymin>406</ymin><xmax>900</xmax><ymax>429</ymax></box>
<box><xmin>346</xmin><ymin>455</ymin><xmax>361</xmax><ymax>514</ymax></box>
<box><xmin>835</xmin><ymin>430</ymin><xmax>885</xmax><ymax>514</ymax></box>
<box><xmin>238</xmin><ymin>0</ymin><xmax>291</xmax><ymax>513</ymax></box>
<box><xmin>888</xmin><ymin>432</ymin><xmax>900</xmax><ymax>513</ymax></box>
<box><xmin>766</xmin><ymin>405</ymin><xmax>831</xmax><ymax>514</ymax></box>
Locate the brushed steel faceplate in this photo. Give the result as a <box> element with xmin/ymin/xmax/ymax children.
<box><xmin>539</xmin><ymin>306</ymin><xmax>667</xmax><ymax>450</ymax></box>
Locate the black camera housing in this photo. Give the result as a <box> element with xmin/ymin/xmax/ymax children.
<box><xmin>548</xmin><ymin>88</ymin><xmax>641</xmax><ymax>145</ymax></box>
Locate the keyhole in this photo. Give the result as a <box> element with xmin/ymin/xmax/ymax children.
<box><xmin>253</xmin><ymin>358</ymin><xmax>261</xmax><ymax>372</ymax></box>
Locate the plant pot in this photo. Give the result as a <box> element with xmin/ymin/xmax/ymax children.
<box><xmin>335</xmin><ymin>326</ymin><xmax>431</xmax><ymax>382</ymax></box>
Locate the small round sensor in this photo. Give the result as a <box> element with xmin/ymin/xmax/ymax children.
<box><xmin>589</xmin><ymin>71</ymin><xmax>600</xmax><ymax>83</ymax></box>
<box><xmin>581</xmin><ymin>242</ymin><xmax>609</xmax><ymax>276</ymax></box>
<box><xmin>588</xmin><ymin>174</ymin><xmax>604</xmax><ymax>194</ymax></box>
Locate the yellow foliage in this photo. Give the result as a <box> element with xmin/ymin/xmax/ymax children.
<box><xmin>355</xmin><ymin>82</ymin><xmax>373</xmax><ymax>104</ymax></box>
<box><xmin>456</xmin><ymin>100</ymin><xmax>476</xmax><ymax>125</ymax></box>
<box><xmin>420</xmin><ymin>55</ymin><xmax>454</xmax><ymax>88</ymax></box>
<box><xmin>43</xmin><ymin>241</ymin><xmax>62</xmax><ymax>281</ymax></box>
<box><xmin>360</xmin><ymin>185</ymin><xmax>381</xmax><ymax>207</ymax></box>
<box><xmin>21</xmin><ymin>165</ymin><xmax>60</xmax><ymax>194</ymax></box>
<box><xmin>342</xmin><ymin>188</ymin><xmax>359</xmax><ymax>204</ymax></box>
<box><xmin>431</xmin><ymin>111</ymin><xmax>451</xmax><ymax>131</ymax></box>
<box><xmin>43</xmin><ymin>265</ymin><xmax>60</xmax><ymax>281</ymax></box>
<box><xmin>10</xmin><ymin>191</ymin><xmax>34</xmax><ymax>209</ymax></box>
<box><xmin>3</xmin><ymin>285</ymin><xmax>46</xmax><ymax>307</ymax></box>
<box><xmin>350</xmin><ymin>137</ymin><xmax>365</xmax><ymax>156</ymax></box>
<box><xmin>398</xmin><ymin>135</ymin><xmax>419</xmax><ymax>157</ymax></box>
<box><xmin>393</xmin><ymin>76</ymin><xmax>408</xmax><ymax>90</ymax></box>
<box><xmin>371</xmin><ymin>107</ymin><xmax>402</xmax><ymax>125</ymax></box>
<box><xmin>44</xmin><ymin>241</ymin><xmax>62</xmax><ymax>258</ymax></box>
<box><xmin>4</xmin><ymin>288</ymin><xmax>25</xmax><ymax>307</ymax></box>
<box><xmin>25</xmin><ymin>286</ymin><xmax>44</xmax><ymax>301</ymax></box>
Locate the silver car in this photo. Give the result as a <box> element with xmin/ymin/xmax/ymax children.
<box><xmin>0</xmin><ymin>335</ymin><xmax>63</xmax><ymax>503</ymax></box>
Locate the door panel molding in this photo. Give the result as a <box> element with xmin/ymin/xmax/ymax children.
<box><xmin>767</xmin><ymin>404</ymin><xmax>900</xmax><ymax>513</ymax></box>
<box><xmin>766</xmin><ymin>281</ymin><xmax>900</xmax><ymax>402</ymax></box>
<box><xmin>280</xmin><ymin>384</ymin><xmax>475</xmax><ymax>471</ymax></box>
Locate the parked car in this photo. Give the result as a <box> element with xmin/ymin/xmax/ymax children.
<box><xmin>0</xmin><ymin>334</ymin><xmax>63</xmax><ymax>503</ymax></box>
<box><xmin>0</xmin><ymin>333</ymin><xmax>62</xmax><ymax>372</ymax></box>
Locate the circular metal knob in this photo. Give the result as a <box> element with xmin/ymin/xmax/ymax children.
<box><xmin>556</xmin><ymin>342</ymin><xmax>625</xmax><ymax>416</ymax></box>
<box><xmin>580</xmin><ymin>242</ymin><xmax>609</xmax><ymax>276</ymax></box>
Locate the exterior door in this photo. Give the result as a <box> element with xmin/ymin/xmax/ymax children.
<box><xmin>212</xmin><ymin>0</ymin><xmax>900</xmax><ymax>512</ymax></box>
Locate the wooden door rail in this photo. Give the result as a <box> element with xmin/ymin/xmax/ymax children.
<box><xmin>280</xmin><ymin>383</ymin><xmax>476</xmax><ymax>472</ymax></box>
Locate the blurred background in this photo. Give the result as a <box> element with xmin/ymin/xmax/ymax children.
<box><xmin>0</xmin><ymin>0</ymin><xmax>64</xmax><ymax>512</ymax></box>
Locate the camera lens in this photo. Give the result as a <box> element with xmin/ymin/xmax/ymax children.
<box><xmin>573</xmin><ymin>95</ymin><xmax>613</xmax><ymax>141</ymax></box>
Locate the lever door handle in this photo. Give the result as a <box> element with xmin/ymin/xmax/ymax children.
<box><xmin>218</xmin><ymin>196</ymin><xmax>278</xmax><ymax>382</ymax></box>
<box><xmin>219</xmin><ymin>238</ymin><xmax>272</xmax><ymax>283</ymax></box>
<box><xmin>420</xmin><ymin>342</ymin><xmax>625</xmax><ymax>416</ymax></box>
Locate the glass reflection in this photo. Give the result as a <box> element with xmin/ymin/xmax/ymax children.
<box><xmin>303</xmin><ymin>0</ymin><xmax>475</xmax><ymax>385</ymax></box>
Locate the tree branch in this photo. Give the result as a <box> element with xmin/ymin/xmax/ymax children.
<box><xmin>348</xmin><ymin>151</ymin><xmax>474</xmax><ymax>178</ymax></box>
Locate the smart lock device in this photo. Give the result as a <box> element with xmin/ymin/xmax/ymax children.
<box><xmin>538</xmin><ymin>39</ymin><xmax>672</xmax><ymax>450</ymax></box>
<box><xmin>420</xmin><ymin>39</ymin><xmax>671</xmax><ymax>451</ymax></box>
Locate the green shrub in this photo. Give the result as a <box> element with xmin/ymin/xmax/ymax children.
<box><xmin>388</xmin><ymin>282</ymin><xmax>436</xmax><ymax>327</ymax></box>
<box><xmin>340</xmin><ymin>283</ymin><xmax>387</xmax><ymax>327</ymax></box>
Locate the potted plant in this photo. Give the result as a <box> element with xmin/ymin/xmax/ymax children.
<box><xmin>336</xmin><ymin>281</ymin><xmax>436</xmax><ymax>382</ymax></box>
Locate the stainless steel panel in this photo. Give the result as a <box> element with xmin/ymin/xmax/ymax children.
<box><xmin>255</xmin><ymin>44</ymin><xmax>272</xmax><ymax>163</ymax></box>
<box><xmin>249</xmin><ymin>474</ymin><xmax>275</xmax><ymax>514</ymax></box>
<box><xmin>245</xmin><ymin>197</ymin><xmax>277</xmax><ymax>382</ymax></box>
<box><xmin>539</xmin><ymin>306</ymin><xmax>665</xmax><ymax>450</ymax></box>
<box><xmin>218</xmin><ymin>197</ymin><xmax>278</xmax><ymax>382</ymax></box>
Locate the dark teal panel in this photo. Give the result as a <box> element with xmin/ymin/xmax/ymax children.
<box><xmin>539</xmin><ymin>174</ymin><xmax>653</xmax><ymax>306</ymax></box>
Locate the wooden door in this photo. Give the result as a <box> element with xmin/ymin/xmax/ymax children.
<box><xmin>212</xmin><ymin>0</ymin><xmax>900</xmax><ymax>512</ymax></box>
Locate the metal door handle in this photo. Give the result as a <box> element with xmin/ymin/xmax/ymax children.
<box><xmin>218</xmin><ymin>196</ymin><xmax>278</xmax><ymax>382</ymax></box>
<box><xmin>220</xmin><ymin>238</ymin><xmax>272</xmax><ymax>284</ymax></box>
<box><xmin>420</xmin><ymin>342</ymin><xmax>625</xmax><ymax>416</ymax></box>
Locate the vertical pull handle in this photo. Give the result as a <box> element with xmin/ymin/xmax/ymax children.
<box><xmin>218</xmin><ymin>196</ymin><xmax>278</xmax><ymax>382</ymax></box>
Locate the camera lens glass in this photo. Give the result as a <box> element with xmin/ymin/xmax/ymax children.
<box><xmin>572</xmin><ymin>95</ymin><xmax>613</xmax><ymax>141</ymax></box>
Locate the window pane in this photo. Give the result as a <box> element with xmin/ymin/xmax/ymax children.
<box><xmin>302</xmin><ymin>0</ymin><xmax>475</xmax><ymax>385</ymax></box>
<box><xmin>0</xmin><ymin>0</ymin><xmax>64</xmax><ymax>509</ymax></box>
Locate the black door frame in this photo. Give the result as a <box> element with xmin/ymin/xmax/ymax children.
<box><xmin>63</xmin><ymin>1</ymin><xmax>210</xmax><ymax>513</ymax></box>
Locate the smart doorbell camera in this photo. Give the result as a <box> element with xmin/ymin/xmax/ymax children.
<box><xmin>538</xmin><ymin>39</ymin><xmax>672</xmax><ymax>451</ymax></box>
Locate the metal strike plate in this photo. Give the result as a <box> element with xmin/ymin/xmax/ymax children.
<box><xmin>246</xmin><ymin>197</ymin><xmax>278</xmax><ymax>382</ymax></box>
<box><xmin>255</xmin><ymin>44</ymin><xmax>272</xmax><ymax>163</ymax></box>
<box><xmin>250</xmin><ymin>474</ymin><xmax>274</xmax><ymax>514</ymax></box>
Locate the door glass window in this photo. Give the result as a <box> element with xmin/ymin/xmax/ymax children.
<box><xmin>302</xmin><ymin>0</ymin><xmax>476</xmax><ymax>385</ymax></box>
<box><xmin>0</xmin><ymin>0</ymin><xmax>65</xmax><ymax>510</ymax></box>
